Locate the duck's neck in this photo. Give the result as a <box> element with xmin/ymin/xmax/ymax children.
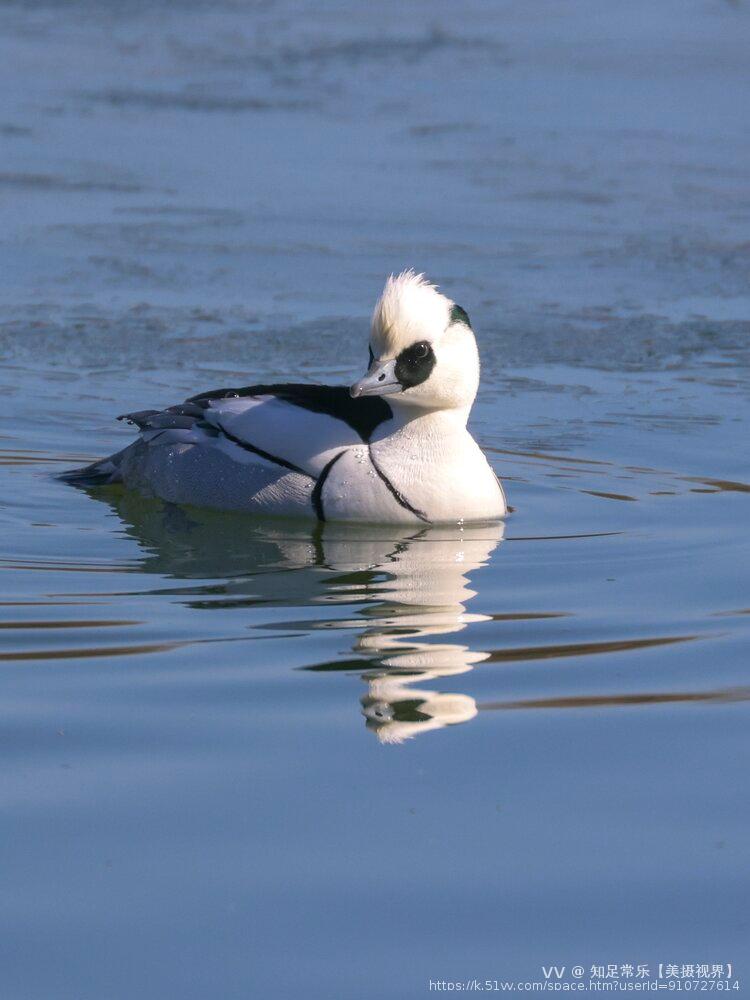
<box><xmin>379</xmin><ymin>403</ymin><xmax>472</xmax><ymax>442</ymax></box>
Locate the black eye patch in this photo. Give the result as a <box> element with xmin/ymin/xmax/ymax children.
<box><xmin>395</xmin><ymin>340</ymin><xmax>436</xmax><ymax>389</ymax></box>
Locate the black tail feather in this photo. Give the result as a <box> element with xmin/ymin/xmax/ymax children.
<box><xmin>59</xmin><ymin>458</ymin><xmax>120</xmax><ymax>487</ymax></box>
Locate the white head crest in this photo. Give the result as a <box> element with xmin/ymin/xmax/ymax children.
<box><xmin>371</xmin><ymin>270</ymin><xmax>452</xmax><ymax>358</ymax></box>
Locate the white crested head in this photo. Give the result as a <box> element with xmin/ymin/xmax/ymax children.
<box><xmin>371</xmin><ymin>271</ymin><xmax>450</xmax><ymax>357</ymax></box>
<box><xmin>351</xmin><ymin>270</ymin><xmax>480</xmax><ymax>414</ymax></box>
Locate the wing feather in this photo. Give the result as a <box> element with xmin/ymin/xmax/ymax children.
<box><xmin>202</xmin><ymin>395</ymin><xmax>364</xmax><ymax>477</ymax></box>
<box><xmin>120</xmin><ymin>383</ymin><xmax>393</xmax><ymax>479</ymax></box>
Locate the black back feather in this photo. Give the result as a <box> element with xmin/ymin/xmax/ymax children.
<box><xmin>187</xmin><ymin>382</ymin><xmax>392</xmax><ymax>442</ymax></box>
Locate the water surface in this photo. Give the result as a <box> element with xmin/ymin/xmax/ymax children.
<box><xmin>1</xmin><ymin>2</ymin><xmax>749</xmax><ymax>997</ymax></box>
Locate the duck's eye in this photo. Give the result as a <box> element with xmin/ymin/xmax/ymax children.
<box><xmin>394</xmin><ymin>339</ymin><xmax>436</xmax><ymax>388</ymax></box>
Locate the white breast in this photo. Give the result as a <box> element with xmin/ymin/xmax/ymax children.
<box><xmin>366</xmin><ymin>425</ymin><xmax>506</xmax><ymax>524</ymax></box>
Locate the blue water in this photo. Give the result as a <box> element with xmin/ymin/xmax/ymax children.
<box><xmin>1</xmin><ymin>2</ymin><xmax>749</xmax><ymax>997</ymax></box>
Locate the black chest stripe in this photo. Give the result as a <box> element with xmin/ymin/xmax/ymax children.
<box><xmin>311</xmin><ymin>450</ymin><xmax>346</xmax><ymax>521</ymax></box>
<box><xmin>215</xmin><ymin>423</ymin><xmax>312</xmax><ymax>477</ymax></box>
<box><xmin>368</xmin><ymin>449</ymin><xmax>431</xmax><ymax>523</ymax></box>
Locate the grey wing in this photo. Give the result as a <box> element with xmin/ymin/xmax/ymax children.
<box><xmin>60</xmin><ymin>388</ymin><xmax>377</xmax><ymax>512</ymax></box>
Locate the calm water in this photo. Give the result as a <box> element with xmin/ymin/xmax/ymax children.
<box><xmin>1</xmin><ymin>2</ymin><xmax>749</xmax><ymax>998</ymax></box>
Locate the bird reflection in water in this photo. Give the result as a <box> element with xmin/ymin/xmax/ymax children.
<box><xmin>341</xmin><ymin>526</ymin><xmax>502</xmax><ymax>743</ymax></box>
<box><xmin>93</xmin><ymin>490</ymin><xmax>503</xmax><ymax>743</ymax></box>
